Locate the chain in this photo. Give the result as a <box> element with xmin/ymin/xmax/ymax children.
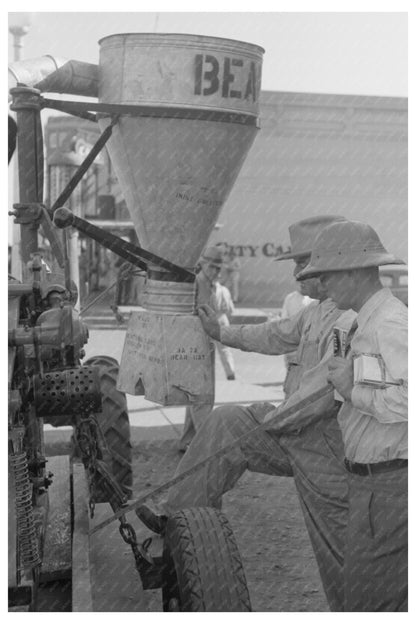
<box><xmin>118</xmin><ymin>513</ymin><xmax>155</xmax><ymax>571</ymax></box>
<box><xmin>75</xmin><ymin>414</ymin><xmax>100</xmax><ymax>518</ymax></box>
<box><xmin>92</xmin><ymin>384</ymin><xmax>334</xmax><ymax>535</ymax></box>
<box><xmin>75</xmin><ymin>416</ymin><xmax>160</xmax><ymax>585</ymax></box>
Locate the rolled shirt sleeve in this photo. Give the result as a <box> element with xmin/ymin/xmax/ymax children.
<box><xmin>220</xmin><ymin>306</ymin><xmax>306</xmax><ymax>355</ymax></box>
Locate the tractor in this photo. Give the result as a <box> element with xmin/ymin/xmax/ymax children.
<box><xmin>8</xmin><ymin>33</ymin><xmax>263</xmax><ymax>611</ymax></box>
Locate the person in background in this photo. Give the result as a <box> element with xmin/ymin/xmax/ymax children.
<box><xmin>298</xmin><ymin>219</ymin><xmax>408</xmax><ymax>611</ymax></box>
<box><xmin>178</xmin><ymin>246</ymin><xmax>236</xmax><ymax>452</ymax></box>
<box><xmin>223</xmin><ymin>248</ymin><xmax>241</xmax><ymax>303</ymax></box>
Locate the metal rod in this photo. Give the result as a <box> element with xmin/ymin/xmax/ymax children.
<box><xmin>40</xmin><ymin>94</ymin><xmax>97</xmax><ymax>122</ymax></box>
<box><xmin>54</xmin><ymin>209</ymin><xmax>195</xmax><ymax>281</ymax></box>
<box><xmin>79</xmin><ymin>280</ymin><xmax>117</xmax><ymax>316</ymax></box>
<box><xmin>49</xmin><ymin>115</ymin><xmax>119</xmax><ymax>215</ymax></box>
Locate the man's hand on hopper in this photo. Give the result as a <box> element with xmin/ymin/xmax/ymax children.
<box><xmin>198</xmin><ymin>305</ymin><xmax>221</xmax><ymax>341</ymax></box>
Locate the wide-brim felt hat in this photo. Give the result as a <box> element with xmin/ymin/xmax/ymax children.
<box><xmin>200</xmin><ymin>246</ymin><xmax>223</xmax><ymax>268</ymax></box>
<box><xmin>274</xmin><ymin>215</ymin><xmax>346</xmax><ymax>261</ymax></box>
<box><xmin>297</xmin><ymin>220</ymin><xmax>404</xmax><ymax>280</ymax></box>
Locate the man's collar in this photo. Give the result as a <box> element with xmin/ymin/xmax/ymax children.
<box><xmin>356</xmin><ymin>288</ymin><xmax>391</xmax><ymax>328</ymax></box>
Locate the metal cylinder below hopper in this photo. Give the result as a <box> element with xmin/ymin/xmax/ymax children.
<box><xmin>142</xmin><ymin>278</ymin><xmax>196</xmax><ymax>314</ymax></box>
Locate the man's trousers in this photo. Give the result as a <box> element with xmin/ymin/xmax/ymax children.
<box><xmin>166</xmin><ymin>402</ymin><xmax>349</xmax><ymax>611</ymax></box>
<box><xmin>344</xmin><ymin>468</ymin><xmax>408</xmax><ymax>611</ymax></box>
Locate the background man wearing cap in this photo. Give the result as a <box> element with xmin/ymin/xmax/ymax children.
<box><xmin>297</xmin><ymin>220</ymin><xmax>408</xmax><ymax>611</ymax></box>
<box><xmin>138</xmin><ymin>216</ymin><xmax>356</xmax><ymax>611</ymax></box>
<box><xmin>178</xmin><ymin>246</ymin><xmax>236</xmax><ymax>452</ymax></box>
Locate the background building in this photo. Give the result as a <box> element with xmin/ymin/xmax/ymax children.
<box><xmin>44</xmin><ymin>89</ymin><xmax>407</xmax><ymax>306</ymax></box>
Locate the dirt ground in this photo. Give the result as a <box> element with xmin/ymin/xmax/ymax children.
<box><xmin>132</xmin><ymin>438</ymin><xmax>329</xmax><ymax>612</ymax></box>
<box><xmin>44</xmin><ymin>435</ymin><xmax>329</xmax><ymax>612</ymax></box>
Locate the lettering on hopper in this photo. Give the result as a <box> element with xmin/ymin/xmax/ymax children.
<box><xmin>170</xmin><ymin>346</ymin><xmax>207</xmax><ymax>361</ymax></box>
<box><xmin>175</xmin><ymin>191</ymin><xmax>222</xmax><ymax>208</ymax></box>
<box><xmin>194</xmin><ymin>54</ymin><xmax>257</xmax><ymax>101</ymax></box>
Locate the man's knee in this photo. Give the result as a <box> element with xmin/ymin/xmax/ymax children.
<box><xmin>189</xmin><ymin>404</ymin><xmax>258</xmax><ymax>448</ymax></box>
<box><xmin>208</xmin><ymin>404</ymin><xmax>259</xmax><ymax>432</ymax></box>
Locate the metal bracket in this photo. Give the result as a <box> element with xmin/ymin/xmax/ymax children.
<box><xmin>8</xmin><ymin>203</ymin><xmax>66</xmax><ymax>269</ymax></box>
<box><xmin>135</xmin><ymin>554</ymin><xmax>164</xmax><ymax>590</ymax></box>
<box><xmin>9</xmin><ymin>203</ymin><xmax>42</xmax><ymax>226</ymax></box>
<box><xmin>38</xmin><ymin>205</ymin><xmax>66</xmax><ymax>268</ymax></box>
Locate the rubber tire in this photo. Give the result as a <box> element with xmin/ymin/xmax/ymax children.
<box><xmin>83</xmin><ymin>356</ymin><xmax>133</xmax><ymax>500</ymax></box>
<box><xmin>162</xmin><ymin>507</ymin><xmax>251</xmax><ymax>612</ymax></box>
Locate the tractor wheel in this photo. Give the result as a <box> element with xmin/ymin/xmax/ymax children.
<box><xmin>83</xmin><ymin>356</ymin><xmax>132</xmax><ymax>501</ymax></box>
<box><xmin>162</xmin><ymin>507</ymin><xmax>251</xmax><ymax>612</ymax></box>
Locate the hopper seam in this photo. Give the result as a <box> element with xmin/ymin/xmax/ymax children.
<box><xmin>107</xmin><ymin>103</ymin><xmax>260</xmax><ymax>118</ymax></box>
<box><xmin>120</xmin><ymin>36</ymin><xmax>126</xmax><ymax>104</ymax></box>
<box><xmin>118</xmin><ymin>119</ymin><xmax>148</xmax><ymax>246</ymax></box>
<box><xmin>162</xmin><ymin>315</ymin><xmax>169</xmax><ymax>403</ymax></box>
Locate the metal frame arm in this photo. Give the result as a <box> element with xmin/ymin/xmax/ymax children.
<box><xmin>53</xmin><ymin>208</ymin><xmax>195</xmax><ymax>282</ymax></box>
<box><xmin>49</xmin><ymin>116</ymin><xmax>119</xmax><ymax>216</ymax></box>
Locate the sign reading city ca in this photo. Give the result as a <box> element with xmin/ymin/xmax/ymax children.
<box><xmin>218</xmin><ymin>243</ymin><xmax>292</xmax><ymax>258</ymax></box>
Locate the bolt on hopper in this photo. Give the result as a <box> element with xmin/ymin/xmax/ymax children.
<box><xmin>97</xmin><ymin>33</ymin><xmax>264</xmax><ymax>405</ymax></box>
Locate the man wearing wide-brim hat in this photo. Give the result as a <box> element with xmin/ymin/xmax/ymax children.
<box><xmin>298</xmin><ymin>220</ymin><xmax>408</xmax><ymax>611</ymax></box>
<box><xmin>137</xmin><ymin>215</ymin><xmax>357</xmax><ymax>611</ymax></box>
<box><xmin>274</xmin><ymin>217</ymin><xmax>330</xmax><ymax>397</ymax></box>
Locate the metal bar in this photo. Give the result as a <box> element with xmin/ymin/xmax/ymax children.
<box><xmin>40</xmin><ymin>95</ymin><xmax>97</xmax><ymax>121</ymax></box>
<box><xmin>38</xmin><ymin>206</ymin><xmax>66</xmax><ymax>269</ymax></box>
<box><xmin>90</xmin><ymin>384</ymin><xmax>334</xmax><ymax>534</ymax></box>
<box><xmin>41</xmin><ymin>98</ymin><xmax>259</xmax><ymax>126</ymax></box>
<box><xmin>8</xmin><ymin>284</ymin><xmax>34</xmax><ymax>297</ymax></box>
<box><xmin>79</xmin><ymin>280</ymin><xmax>118</xmax><ymax>316</ymax></box>
<box><xmin>10</xmin><ymin>88</ymin><xmax>44</xmax><ymax>272</ymax></box>
<box><xmin>53</xmin><ymin>213</ymin><xmax>146</xmax><ymax>272</ymax></box>
<box><xmin>49</xmin><ymin>116</ymin><xmax>119</xmax><ymax>215</ymax></box>
<box><xmin>54</xmin><ymin>209</ymin><xmax>195</xmax><ymax>281</ymax></box>
<box><xmin>50</xmin><ymin>107</ymin><xmax>97</xmax><ymax>123</ymax></box>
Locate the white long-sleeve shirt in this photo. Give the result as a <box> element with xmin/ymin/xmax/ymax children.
<box><xmin>196</xmin><ymin>271</ymin><xmax>234</xmax><ymax>324</ymax></box>
<box><xmin>338</xmin><ymin>288</ymin><xmax>408</xmax><ymax>462</ymax></box>
<box><xmin>281</xmin><ymin>291</ymin><xmax>314</xmax><ymax>319</ymax></box>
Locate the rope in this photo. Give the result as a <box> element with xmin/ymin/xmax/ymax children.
<box><xmin>90</xmin><ymin>383</ymin><xmax>333</xmax><ymax>535</ymax></box>
<box><xmin>79</xmin><ymin>281</ymin><xmax>118</xmax><ymax>316</ymax></box>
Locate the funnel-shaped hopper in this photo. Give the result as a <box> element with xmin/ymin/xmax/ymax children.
<box><xmin>97</xmin><ymin>33</ymin><xmax>264</xmax><ymax>268</ymax></box>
